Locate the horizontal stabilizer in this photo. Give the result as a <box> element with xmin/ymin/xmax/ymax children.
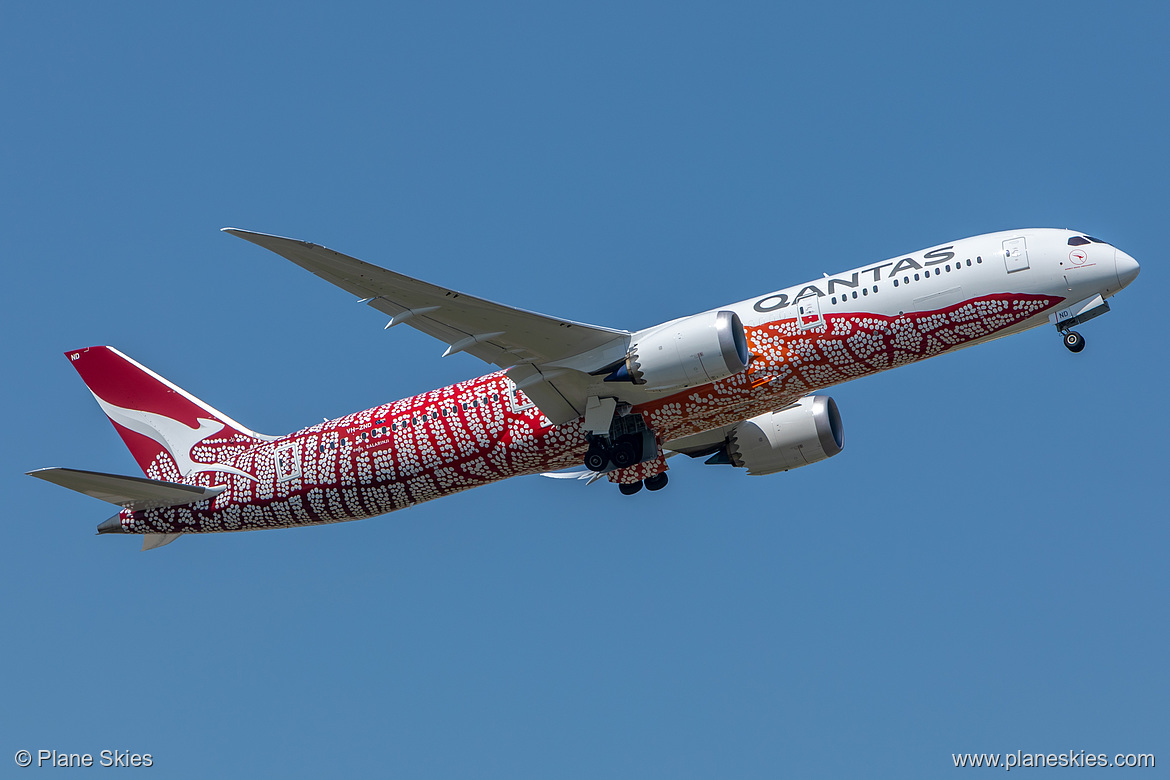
<box><xmin>27</xmin><ymin>468</ymin><xmax>225</xmax><ymax>511</ymax></box>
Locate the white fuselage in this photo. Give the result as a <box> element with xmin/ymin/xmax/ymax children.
<box><xmin>732</xmin><ymin>228</ymin><xmax>1132</xmax><ymax>346</ymax></box>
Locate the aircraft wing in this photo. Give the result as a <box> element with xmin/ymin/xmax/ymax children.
<box><xmin>223</xmin><ymin>229</ymin><xmax>629</xmax><ymax>368</ymax></box>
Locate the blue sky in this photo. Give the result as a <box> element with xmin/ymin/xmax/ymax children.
<box><xmin>2</xmin><ymin>2</ymin><xmax>1166</xmax><ymax>777</ymax></box>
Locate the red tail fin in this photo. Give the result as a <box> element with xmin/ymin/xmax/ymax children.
<box><xmin>66</xmin><ymin>346</ymin><xmax>274</xmax><ymax>482</ymax></box>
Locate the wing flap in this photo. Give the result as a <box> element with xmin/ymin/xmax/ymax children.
<box><xmin>223</xmin><ymin>228</ymin><xmax>629</xmax><ymax>368</ymax></box>
<box><xmin>28</xmin><ymin>468</ymin><xmax>225</xmax><ymax>511</ymax></box>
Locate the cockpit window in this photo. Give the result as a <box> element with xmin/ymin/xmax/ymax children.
<box><xmin>1086</xmin><ymin>236</ymin><xmax>1109</xmax><ymax>244</ymax></box>
<box><xmin>1068</xmin><ymin>236</ymin><xmax>1090</xmax><ymax>246</ymax></box>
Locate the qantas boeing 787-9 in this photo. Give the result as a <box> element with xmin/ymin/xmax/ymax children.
<box><xmin>29</xmin><ymin>228</ymin><xmax>1140</xmax><ymax>549</ymax></box>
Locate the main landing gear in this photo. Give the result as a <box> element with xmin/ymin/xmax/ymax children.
<box><xmin>584</xmin><ymin>442</ymin><xmax>609</xmax><ymax>472</ymax></box>
<box><xmin>582</xmin><ymin>402</ymin><xmax>654</xmax><ymax>473</ymax></box>
<box><xmin>580</xmin><ymin>396</ymin><xmax>667</xmax><ymax>495</ymax></box>
<box><xmin>1062</xmin><ymin>330</ymin><xmax>1086</xmax><ymax>353</ymax></box>
<box><xmin>585</xmin><ymin>434</ymin><xmax>641</xmax><ymax>471</ymax></box>
<box><xmin>645</xmin><ymin>473</ymin><xmax>668</xmax><ymax>491</ymax></box>
<box><xmin>615</xmin><ymin>472</ymin><xmax>668</xmax><ymax>496</ymax></box>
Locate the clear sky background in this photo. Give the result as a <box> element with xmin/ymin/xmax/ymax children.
<box><xmin>2</xmin><ymin>2</ymin><xmax>1166</xmax><ymax>777</ymax></box>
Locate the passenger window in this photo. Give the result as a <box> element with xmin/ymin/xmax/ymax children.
<box><xmin>852</xmin><ymin>291</ymin><xmax>858</xmax><ymax>299</ymax></box>
<box><xmin>862</xmin><ymin>288</ymin><xmax>868</xmax><ymax>296</ymax></box>
<box><xmin>893</xmin><ymin>280</ymin><xmax>898</xmax><ymax>288</ymax></box>
<box><xmin>966</xmin><ymin>258</ymin><xmax>972</xmax><ymax>266</ymax></box>
<box><xmin>914</xmin><ymin>273</ymin><xmax>920</xmax><ymax>281</ymax></box>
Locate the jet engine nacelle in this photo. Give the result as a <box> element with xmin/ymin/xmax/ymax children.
<box><xmin>728</xmin><ymin>395</ymin><xmax>844</xmax><ymax>475</ymax></box>
<box><xmin>609</xmin><ymin>310</ymin><xmax>750</xmax><ymax>392</ymax></box>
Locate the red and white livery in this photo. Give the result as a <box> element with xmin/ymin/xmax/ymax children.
<box><xmin>30</xmin><ymin>228</ymin><xmax>1140</xmax><ymax>549</ymax></box>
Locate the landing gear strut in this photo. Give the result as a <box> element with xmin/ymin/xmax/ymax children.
<box><xmin>1063</xmin><ymin>330</ymin><xmax>1086</xmax><ymax>353</ymax></box>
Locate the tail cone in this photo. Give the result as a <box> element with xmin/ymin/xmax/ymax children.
<box><xmin>97</xmin><ymin>515</ymin><xmax>125</xmax><ymax>534</ymax></box>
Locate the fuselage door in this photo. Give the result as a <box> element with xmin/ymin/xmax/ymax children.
<box><xmin>274</xmin><ymin>442</ymin><xmax>302</xmax><ymax>483</ymax></box>
<box><xmin>1003</xmin><ymin>237</ymin><xmax>1029</xmax><ymax>273</ymax></box>
<box><xmin>796</xmin><ymin>293</ymin><xmax>823</xmax><ymax>331</ymax></box>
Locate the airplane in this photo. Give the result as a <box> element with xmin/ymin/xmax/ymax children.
<box><xmin>28</xmin><ymin>228</ymin><xmax>1140</xmax><ymax>550</ymax></box>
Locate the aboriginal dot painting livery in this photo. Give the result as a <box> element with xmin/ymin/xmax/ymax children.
<box><xmin>29</xmin><ymin>227</ymin><xmax>1140</xmax><ymax>549</ymax></box>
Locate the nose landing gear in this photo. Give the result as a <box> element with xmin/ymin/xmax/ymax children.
<box><xmin>1062</xmin><ymin>330</ymin><xmax>1086</xmax><ymax>353</ymax></box>
<box><xmin>1051</xmin><ymin>294</ymin><xmax>1109</xmax><ymax>354</ymax></box>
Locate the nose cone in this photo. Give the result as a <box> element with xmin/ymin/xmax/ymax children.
<box><xmin>1115</xmin><ymin>248</ymin><xmax>1141</xmax><ymax>289</ymax></box>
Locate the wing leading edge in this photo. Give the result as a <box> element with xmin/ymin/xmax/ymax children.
<box><xmin>223</xmin><ymin>228</ymin><xmax>628</xmax><ymax>367</ymax></box>
<box><xmin>224</xmin><ymin>228</ymin><xmax>632</xmax><ymax>423</ymax></box>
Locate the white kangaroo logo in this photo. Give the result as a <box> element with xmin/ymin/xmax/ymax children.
<box><xmin>92</xmin><ymin>395</ymin><xmax>258</xmax><ymax>482</ymax></box>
